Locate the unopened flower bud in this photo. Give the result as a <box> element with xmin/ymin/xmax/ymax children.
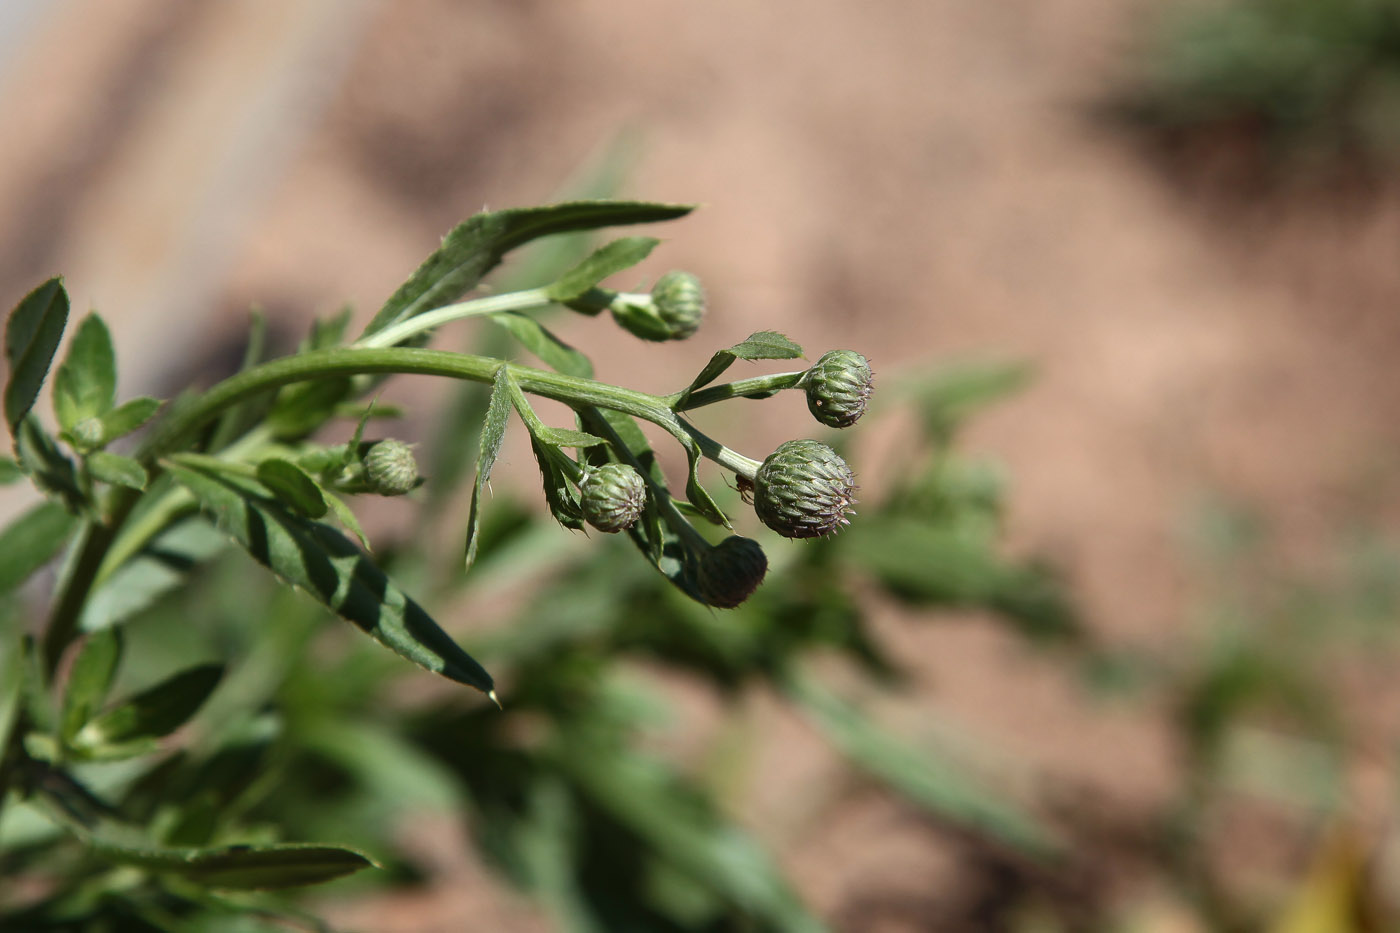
<box><xmin>579</xmin><ymin>462</ymin><xmax>646</xmax><ymax>533</ymax></box>
<box><xmin>610</xmin><ymin>271</ymin><xmax>705</xmax><ymax>341</ymax></box>
<box><xmin>694</xmin><ymin>535</ymin><xmax>768</xmax><ymax>608</ymax></box>
<box><xmin>753</xmin><ymin>439</ymin><xmax>856</xmax><ymax>539</ymax></box>
<box><xmin>70</xmin><ymin>416</ymin><xmax>104</xmax><ymax>451</ymax></box>
<box><xmin>364</xmin><ymin>439</ymin><xmax>419</xmax><ymax>496</ymax></box>
<box><xmin>805</xmin><ymin>350</ymin><xmax>873</xmax><ymax>428</ymax></box>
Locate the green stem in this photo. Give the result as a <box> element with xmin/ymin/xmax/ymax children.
<box><xmin>356</xmin><ymin>288</ymin><xmax>554</xmax><ymax>349</ymax></box>
<box><xmin>669</xmin><ymin>371</ymin><xmax>807</xmax><ymax>410</ymax></box>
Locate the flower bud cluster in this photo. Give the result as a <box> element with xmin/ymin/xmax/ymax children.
<box><xmin>610</xmin><ymin>271</ymin><xmax>705</xmax><ymax>342</ymax></box>
<box><xmin>579</xmin><ymin>462</ymin><xmax>647</xmax><ymax>533</ymax></box>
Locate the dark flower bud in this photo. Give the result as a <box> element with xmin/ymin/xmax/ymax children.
<box><xmin>694</xmin><ymin>535</ymin><xmax>768</xmax><ymax>608</ymax></box>
<box><xmin>364</xmin><ymin>439</ymin><xmax>419</xmax><ymax>496</ymax></box>
<box><xmin>610</xmin><ymin>271</ymin><xmax>705</xmax><ymax>341</ymax></box>
<box><xmin>579</xmin><ymin>462</ymin><xmax>646</xmax><ymax>533</ymax></box>
<box><xmin>805</xmin><ymin>349</ymin><xmax>873</xmax><ymax>428</ymax></box>
<box><xmin>753</xmin><ymin>439</ymin><xmax>856</xmax><ymax>538</ymax></box>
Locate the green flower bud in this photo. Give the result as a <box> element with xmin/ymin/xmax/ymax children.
<box><xmin>579</xmin><ymin>462</ymin><xmax>646</xmax><ymax>533</ymax></box>
<box><xmin>805</xmin><ymin>349</ymin><xmax>873</xmax><ymax>428</ymax></box>
<box><xmin>70</xmin><ymin>416</ymin><xmax>105</xmax><ymax>451</ymax></box>
<box><xmin>610</xmin><ymin>271</ymin><xmax>705</xmax><ymax>341</ymax></box>
<box><xmin>752</xmin><ymin>439</ymin><xmax>856</xmax><ymax>539</ymax></box>
<box><xmin>694</xmin><ymin>535</ymin><xmax>768</xmax><ymax>608</ymax></box>
<box><xmin>363</xmin><ymin>439</ymin><xmax>419</xmax><ymax>496</ymax></box>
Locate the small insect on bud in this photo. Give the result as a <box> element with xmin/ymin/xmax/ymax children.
<box><xmin>694</xmin><ymin>535</ymin><xmax>768</xmax><ymax>608</ymax></box>
<box><xmin>363</xmin><ymin>439</ymin><xmax>419</xmax><ymax>496</ymax></box>
<box><xmin>70</xmin><ymin>416</ymin><xmax>105</xmax><ymax>451</ymax></box>
<box><xmin>611</xmin><ymin>271</ymin><xmax>705</xmax><ymax>341</ymax></box>
<box><xmin>752</xmin><ymin>439</ymin><xmax>856</xmax><ymax>539</ymax></box>
<box><xmin>579</xmin><ymin>462</ymin><xmax>647</xmax><ymax>533</ymax></box>
<box><xmin>804</xmin><ymin>349</ymin><xmax>873</xmax><ymax>428</ymax></box>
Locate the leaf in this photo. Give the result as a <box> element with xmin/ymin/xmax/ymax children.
<box><xmin>82</xmin><ymin>663</ymin><xmax>222</xmax><ymax>745</ymax></box>
<box><xmin>0</xmin><ymin>631</ymin><xmax>24</xmax><ymax>802</ymax></box>
<box><xmin>81</xmin><ymin>517</ymin><xmax>226</xmax><ymax>633</ymax></box>
<box><xmin>544</xmin><ymin>236</ymin><xmax>660</xmax><ymax>302</ymax></box>
<box><xmin>530</xmin><ymin>436</ymin><xmax>584</xmax><ymax>530</ymax></box>
<box><xmin>679</xmin><ymin>432</ymin><xmax>729</xmax><ymax>528</ymax></box>
<box><xmin>785</xmin><ymin>672</ymin><xmax>1058</xmax><ymax>856</ymax></box>
<box><xmin>304</xmin><ymin>305</ymin><xmax>353</xmax><ymax>351</ymax></box>
<box><xmin>99</xmin><ymin>396</ymin><xmax>162</xmax><ymax>442</ymax></box>
<box><xmin>52</xmin><ymin>312</ymin><xmax>116</xmax><ymax>432</ymax></box>
<box><xmin>256</xmin><ymin>458</ymin><xmax>328</xmax><ymax>519</ymax></box>
<box><xmin>489</xmin><ymin>311</ymin><xmax>593</xmax><ymax>378</ymax></box>
<box><xmin>60</xmin><ymin>630</ymin><xmax>122</xmax><ymax>743</ymax></box>
<box><xmin>165</xmin><ymin>460</ymin><xmax>494</xmax><ymax>695</ymax></box>
<box><xmin>362</xmin><ymin>201</ymin><xmax>694</xmax><ymax>340</ymax></box>
<box><xmin>464</xmin><ymin>367</ymin><xmax>514</xmax><ymax>574</ymax></box>
<box><xmin>16</xmin><ymin>416</ymin><xmax>85</xmax><ymax>512</ymax></box>
<box><xmin>87</xmin><ymin>451</ymin><xmax>147</xmax><ymax>490</ymax></box>
<box><xmin>4</xmin><ymin>276</ymin><xmax>68</xmax><ymax>436</ymax></box>
<box><xmin>266</xmin><ymin>377</ymin><xmax>353</xmax><ymax>440</ymax></box>
<box><xmin>0</xmin><ymin>455</ymin><xmax>21</xmax><ymax>483</ymax></box>
<box><xmin>533</xmin><ymin>426</ymin><xmax>604</xmax><ymax>448</ymax></box>
<box><xmin>0</xmin><ymin>501</ymin><xmax>77</xmax><ymax>598</ymax></box>
<box><xmin>680</xmin><ymin>331</ymin><xmax>805</xmax><ymax>400</ymax></box>
<box><xmin>324</xmin><ymin>491</ymin><xmax>371</xmax><ymax>550</ymax></box>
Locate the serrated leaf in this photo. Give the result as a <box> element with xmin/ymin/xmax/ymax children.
<box><xmin>0</xmin><ymin>501</ymin><xmax>76</xmax><ymax>598</ymax></box>
<box><xmin>87</xmin><ymin>450</ymin><xmax>147</xmax><ymax>490</ymax></box>
<box><xmin>489</xmin><ymin>311</ymin><xmax>593</xmax><ymax>378</ymax></box>
<box><xmin>52</xmin><ymin>312</ymin><xmax>116</xmax><ymax>432</ymax></box>
<box><xmin>545</xmin><ymin>236</ymin><xmax>660</xmax><ymax>302</ymax></box>
<box><xmin>464</xmin><ymin>367</ymin><xmax>514</xmax><ymax>573</ymax></box>
<box><xmin>4</xmin><ymin>277</ymin><xmax>68</xmax><ymax>436</ymax></box>
<box><xmin>166</xmin><ymin>461</ymin><xmax>494</xmax><ymax>694</ymax></box>
<box><xmin>362</xmin><ymin>201</ymin><xmax>694</xmax><ymax>341</ymax></box>
<box><xmin>530</xmin><ymin>436</ymin><xmax>584</xmax><ymax>530</ymax></box>
<box><xmin>534</xmin><ymin>426</ymin><xmax>603</xmax><ymax>448</ymax></box>
<box><xmin>16</xmin><ymin>416</ymin><xmax>85</xmax><ymax>512</ymax></box>
<box><xmin>60</xmin><ymin>630</ymin><xmax>122</xmax><ymax>743</ymax></box>
<box><xmin>99</xmin><ymin>396</ymin><xmax>162</xmax><ymax>442</ymax></box>
<box><xmin>0</xmin><ymin>455</ymin><xmax>21</xmax><ymax>483</ymax></box>
<box><xmin>75</xmin><ymin>663</ymin><xmax>223</xmax><ymax>750</ymax></box>
<box><xmin>680</xmin><ymin>331</ymin><xmax>805</xmax><ymax>399</ymax></box>
<box><xmin>256</xmin><ymin>458</ymin><xmax>328</xmax><ymax>519</ymax></box>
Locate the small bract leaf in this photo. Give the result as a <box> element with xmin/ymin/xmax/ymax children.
<box><xmin>53</xmin><ymin>312</ymin><xmax>116</xmax><ymax>433</ymax></box>
<box><xmin>545</xmin><ymin>236</ymin><xmax>660</xmax><ymax>302</ymax></box>
<box><xmin>87</xmin><ymin>451</ymin><xmax>147</xmax><ymax>490</ymax></box>
<box><xmin>534</xmin><ymin>426</ymin><xmax>604</xmax><ymax>448</ymax></box>
<box><xmin>464</xmin><ymin>367</ymin><xmax>514</xmax><ymax>573</ymax></box>
<box><xmin>530</xmin><ymin>436</ymin><xmax>584</xmax><ymax>530</ymax></box>
<box><xmin>75</xmin><ymin>663</ymin><xmax>223</xmax><ymax>749</ymax></box>
<box><xmin>256</xmin><ymin>458</ymin><xmax>329</xmax><ymax>519</ymax></box>
<box><xmin>0</xmin><ymin>501</ymin><xmax>76</xmax><ymax>598</ymax></box>
<box><xmin>99</xmin><ymin>397</ymin><xmax>162</xmax><ymax>442</ymax></box>
<box><xmin>4</xmin><ymin>277</ymin><xmax>68</xmax><ymax>437</ymax></box>
<box><xmin>325</xmin><ymin>491</ymin><xmax>371</xmax><ymax>550</ymax></box>
<box><xmin>681</xmin><ymin>330</ymin><xmax>804</xmax><ymax>400</ymax></box>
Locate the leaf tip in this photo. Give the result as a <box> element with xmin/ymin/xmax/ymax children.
<box><xmin>487</xmin><ymin>689</ymin><xmax>503</xmax><ymax>710</ymax></box>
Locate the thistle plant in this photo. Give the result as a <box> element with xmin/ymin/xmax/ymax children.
<box><xmin>0</xmin><ymin>200</ymin><xmax>878</xmax><ymax>900</ymax></box>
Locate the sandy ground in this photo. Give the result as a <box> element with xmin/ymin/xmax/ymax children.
<box><xmin>3</xmin><ymin>1</ymin><xmax>1400</xmax><ymax>929</ymax></box>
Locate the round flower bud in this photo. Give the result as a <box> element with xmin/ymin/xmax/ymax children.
<box><xmin>363</xmin><ymin>439</ymin><xmax>419</xmax><ymax>496</ymax></box>
<box><xmin>805</xmin><ymin>349</ymin><xmax>873</xmax><ymax>428</ymax></box>
<box><xmin>610</xmin><ymin>271</ymin><xmax>705</xmax><ymax>341</ymax></box>
<box><xmin>753</xmin><ymin>439</ymin><xmax>856</xmax><ymax>539</ymax></box>
<box><xmin>579</xmin><ymin>462</ymin><xmax>646</xmax><ymax>533</ymax></box>
<box><xmin>70</xmin><ymin>416</ymin><xmax>105</xmax><ymax>451</ymax></box>
<box><xmin>694</xmin><ymin>535</ymin><xmax>768</xmax><ymax>608</ymax></box>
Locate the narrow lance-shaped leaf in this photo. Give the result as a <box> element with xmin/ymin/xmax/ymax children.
<box><xmin>544</xmin><ymin>235</ymin><xmax>659</xmax><ymax>303</ymax></box>
<box><xmin>464</xmin><ymin>367</ymin><xmax>514</xmax><ymax>572</ymax></box>
<box><xmin>678</xmin><ymin>331</ymin><xmax>805</xmax><ymax>402</ymax></box>
<box><xmin>16</xmin><ymin>416</ymin><xmax>85</xmax><ymax>512</ymax></box>
<box><xmin>362</xmin><ymin>200</ymin><xmax>694</xmax><ymax>340</ymax></box>
<box><xmin>165</xmin><ymin>460</ymin><xmax>495</xmax><ymax>696</ymax></box>
<box><xmin>53</xmin><ymin>312</ymin><xmax>116</xmax><ymax>433</ymax></box>
<box><xmin>74</xmin><ymin>663</ymin><xmax>223</xmax><ymax>750</ymax></box>
<box><xmin>4</xmin><ymin>276</ymin><xmax>68</xmax><ymax>437</ymax></box>
<box><xmin>81</xmin><ymin>516</ymin><xmax>226</xmax><ymax>634</ymax></box>
<box><xmin>256</xmin><ymin>458</ymin><xmax>328</xmax><ymax>519</ymax></box>
<box><xmin>99</xmin><ymin>396</ymin><xmax>162</xmax><ymax>444</ymax></box>
<box><xmin>86</xmin><ymin>451</ymin><xmax>147</xmax><ymax>490</ymax></box>
<box><xmin>60</xmin><ymin>630</ymin><xmax>122</xmax><ymax>742</ymax></box>
<box><xmin>0</xmin><ymin>500</ymin><xmax>77</xmax><ymax>598</ymax></box>
<box><xmin>489</xmin><ymin>311</ymin><xmax>594</xmax><ymax>378</ymax></box>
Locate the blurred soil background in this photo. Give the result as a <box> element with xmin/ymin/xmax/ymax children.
<box><xmin>4</xmin><ymin>0</ymin><xmax>1400</xmax><ymax>929</ymax></box>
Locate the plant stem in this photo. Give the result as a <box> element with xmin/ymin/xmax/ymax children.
<box><xmin>356</xmin><ymin>288</ymin><xmax>554</xmax><ymax>349</ymax></box>
<box><xmin>669</xmin><ymin>371</ymin><xmax>807</xmax><ymax>410</ymax></box>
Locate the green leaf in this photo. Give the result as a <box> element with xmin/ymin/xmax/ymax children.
<box><xmin>81</xmin><ymin>517</ymin><xmax>226</xmax><ymax>633</ymax></box>
<box><xmin>75</xmin><ymin>663</ymin><xmax>223</xmax><ymax>750</ymax></box>
<box><xmin>530</xmin><ymin>437</ymin><xmax>584</xmax><ymax>530</ymax></box>
<box><xmin>785</xmin><ymin>672</ymin><xmax>1058</xmax><ymax>857</ymax></box>
<box><xmin>489</xmin><ymin>311</ymin><xmax>593</xmax><ymax>378</ymax></box>
<box><xmin>99</xmin><ymin>396</ymin><xmax>162</xmax><ymax>442</ymax></box>
<box><xmin>165</xmin><ymin>460</ymin><xmax>494</xmax><ymax>695</ymax></box>
<box><xmin>304</xmin><ymin>305</ymin><xmax>353</xmax><ymax>351</ymax></box>
<box><xmin>362</xmin><ymin>201</ymin><xmax>694</xmax><ymax>340</ymax></box>
<box><xmin>679</xmin><ymin>432</ymin><xmax>729</xmax><ymax>528</ymax></box>
<box><xmin>116</xmin><ymin>841</ymin><xmax>375</xmax><ymax>889</ymax></box>
<box><xmin>4</xmin><ymin>276</ymin><xmax>68</xmax><ymax>437</ymax></box>
<box><xmin>87</xmin><ymin>450</ymin><xmax>147</xmax><ymax>490</ymax></box>
<box><xmin>464</xmin><ymin>367</ymin><xmax>514</xmax><ymax>573</ymax></box>
<box><xmin>545</xmin><ymin>236</ymin><xmax>660</xmax><ymax>302</ymax></box>
<box><xmin>0</xmin><ymin>455</ymin><xmax>21</xmax><ymax>483</ymax></box>
<box><xmin>255</xmin><ymin>458</ymin><xmax>328</xmax><ymax>519</ymax></box>
<box><xmin>16</xmin><ymin>416</ymin><xmax>85</xmax><ymax>511</ymax></box>
<box><xmin>533</xmin><ymin>426</ymin><xmax>603</xmax><ymax>448</ymax></box>
<box><xmin>52</xmin><ymin>312</ymin><xmax>116</xmax><ymax>432</ymax></box>
<box><xmin>324</xmin><ymin>491</ymin><xmax>371</xmax><ymax>550</ymax></box>
<box><xmin>60</xmin><ymin>630</ymin><xmax>122</xmax><ymax>742</ymax></box>
<box><xmin>0</xmin><ymin>631</ymin><xmax>25</xmax><ymax>801</ymax></box>
<box><xmin>266</xmin><ymin>377</ymin><xmax>353</xmax><ymax>440</ymax></box>
<box><xmin>680</xmin><ymin>331</ymin><xmax>805</xmax><ymax>399</ymax></box>
<box><xmin>0</xmin><ymin>501</ymin><xmax>77</xmax><ymax>598</ymax></box>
